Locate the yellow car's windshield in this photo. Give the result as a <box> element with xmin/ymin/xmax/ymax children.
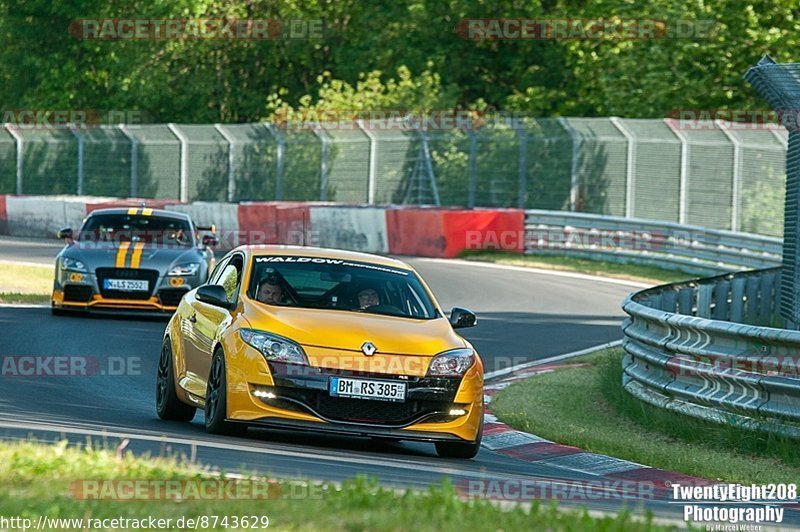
<box><xmin>248</xmin><ymin>256</ymin><xmax>438</xmax><ymax>319</ymax></box>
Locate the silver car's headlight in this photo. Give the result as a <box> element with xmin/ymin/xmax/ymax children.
<box><xmin>168</xmin><ymin>262</ymin><xmax>200</xmax><ymax>276</ymax></box>
<box><xmin>426</xmin><ymin>348</ymin><xmax>475</xmax><ymax>377</ymax></box>
<box><xmin>61</xmin><ymin>256</ymin><xmax>86</xmax><ymax>272</ymax></box>
<box><xmin>240</xmin><ymin>329</ymin><xmax>309</xmax><ymax>365</ymax></box>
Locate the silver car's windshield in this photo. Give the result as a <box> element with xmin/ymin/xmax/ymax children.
<box><xmin>78</xmin><ymin>214</ymin><xmax>194</xmax><ymax>247</ymax></box>
<box><xmin>248</xmin><ymin>256</ymin><xmax>438</xmax><ymax>320</ymax></box>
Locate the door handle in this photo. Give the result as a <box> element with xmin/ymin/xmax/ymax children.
<box><xmin>188</xmin><ymin>314</ymin><xmax>197</xmax><ymax>323</ymax></box>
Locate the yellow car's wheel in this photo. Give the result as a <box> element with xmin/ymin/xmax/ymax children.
<box><xmin>156</xmin><ymin>338</ymin><xmax>196</xmax><ymax>422</ymax></box>
<box><xmin>204</xmin><ymin>349</ymin><xmax>246</xmax><ymax>436</ymax></box>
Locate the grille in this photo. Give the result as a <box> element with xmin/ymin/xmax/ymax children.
<box><xmin>271</xmin><ymin>386</ymin><xmax>450</xmax><ymax>425</ymax></box>
<box><xmin>63</xmin><ymin>285</ymin><xmax>93</xmax><ymax>302</ymax></box>
<box><xmin>158</xmin><ymin>288</ymin><xmax>188</xmax><ymax>307</ymax></box>
<box><xmin>95</xmin><ymin>268</ymin><xmax>158</xmax><ymax>300</ymax></box>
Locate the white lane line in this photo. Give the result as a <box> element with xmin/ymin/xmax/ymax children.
<box><xmin>484</xmin><ymin>340</ymin><xmax>623</xmax><ymax>382</ymax></box>
<box><xmin>0</xmin><ymin>303</ymin><xmax>48</xmax><ymax>309</ymax></box>
<box><xmin>0</xmin><ymin>259</ymin><xmax>54</xmax><ymax>268</ymax></box>
<box><xmin>0</xmin><ymin>419</ymin><xmax>660</xmax><ymax>503</ymax></box>
<box><xmin>406</xmin><ymin>257</ymin><xmax>653</xmax><ymax>289</ymax></box>
<box><xmin>0</xmin><ymin>418</ymin><xmax>509</xmax><ymax>481</ymax></box>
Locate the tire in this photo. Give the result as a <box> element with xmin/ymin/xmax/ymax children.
<box><xmin>204</xmin><ymin>349</ymin><xmax>246</xmax><ymax>436</ymax></box>
<box><xmin>434</xmin><ymin>412</ymin><xmax>483</xmax><ymax>459</ymax></box>
<box><xmin>156</xmin><ymin>338</ymin><xmax>196</xmax><ymax>422</ymax></box>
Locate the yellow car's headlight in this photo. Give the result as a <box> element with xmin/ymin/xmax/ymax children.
<box><xmin>240</xmin><ymin>329</ymin><xmax>309</xmax><ymax>365</ymax></box>
<box><xmin>426</xmin><ymin>348</ymin><xmax>474</xmax><ymax>377</ymax></box>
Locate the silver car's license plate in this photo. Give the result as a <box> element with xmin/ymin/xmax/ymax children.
<box><xmin>104</xmin><ymin>279</ymin><xmax>148</xmax><ymax>292</ymax></box>
<box><xmin>329</xmin><ymin>377</ymin><xmax>407</xmax><ymax>402</ymax></box>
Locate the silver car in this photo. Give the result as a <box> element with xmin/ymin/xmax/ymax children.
<box><xmin>51</xmin><ymin>207</ymin><xmax>216</xmax><ymax>316</ymax></box>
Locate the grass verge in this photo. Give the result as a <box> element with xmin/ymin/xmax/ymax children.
<box><xmin>491</xmin><ymin>348</ymin><xmax>800</xmax><ymax>485</ymax></box>
<box><xmin>458</xmin><ymin>250</ymin><xmax>691</xmax><ymax>285</ymax></box>
<box><xmin>0</xmin><ymin>440</ymin><xmax>675</xmax><ymax>531</ymax></box>
<box><xmin>0</xmin><ymin>261</ymin><xmax>52</xmax><ymax>304</ymax></box>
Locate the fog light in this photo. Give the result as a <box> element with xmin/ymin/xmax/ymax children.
<box><xmin>69</xmin><ymin>273</ymin><xmax>84</xmax><ymax>282</ymax></box>
<box><xmin>449</xmin><ymin>408</ymin><xmax>467</xmax><ymax>416</ymax></box>
<box><xmin>169</xmin><ymin>277</ymin><xmax>185</xmax><ymax>287</ymax></box>
<box><xmin>253</xmin><ymin>387</ymin><xmax>276</xmax><ymax>399</ymax></box>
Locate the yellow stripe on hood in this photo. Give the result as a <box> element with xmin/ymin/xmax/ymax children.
<box><xmin>115</xmin><ymin>242</ymin><xmax>131</xmax><ymax>268</ymax></box>
<box><xmin>130</xmin><ymin>242</ymin><xmax>146</xmax><ymax>269</ymax></box>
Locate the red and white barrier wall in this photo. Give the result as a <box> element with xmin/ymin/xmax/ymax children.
<box><xmin>0</xmin><ymin>195</ymin><xmax>525</xmax><ymax>258</ymax></box>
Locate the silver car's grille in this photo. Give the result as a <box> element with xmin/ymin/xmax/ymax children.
<box><xmin>95</xmin><ymin>268</ymin><xmax>159</xmax><ymax>300</ymax></box>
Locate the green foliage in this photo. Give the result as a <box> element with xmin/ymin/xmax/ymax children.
<box><xmin>1</xmin><ymin>1</ymin><xmax>797</xmax><ymax>121</ymax></box>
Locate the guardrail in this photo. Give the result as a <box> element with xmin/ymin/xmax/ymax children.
<box><xmin>525</xmin><ymin>210</ymin><xmax>782</xmax><ymax>275</ymax></box>
<box><xmin>621</xmin><ymin>267</ymin><xmax>800</xmax><ymax>438</ymax></box>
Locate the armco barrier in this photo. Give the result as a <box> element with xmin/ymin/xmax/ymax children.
<box><xmin>622</xmin><ymin>268</ymin><xmax>800</xmax><ymax>438</ymax></box>
<box><xmin>525</xmin><ymin>210</ymin><xmax>782</xmax><ymax>275</ymax></box>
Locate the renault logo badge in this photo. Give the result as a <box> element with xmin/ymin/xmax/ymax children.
<box><xmin>361</xmin><ymin>341</ymin><xmax>377</xmax><ymax>357</ymax></box>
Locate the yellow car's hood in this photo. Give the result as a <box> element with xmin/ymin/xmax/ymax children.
<box><xmin>243</xmin><ymin>300</ymin><xmax>465</xmax><ymax>356</ymax></box>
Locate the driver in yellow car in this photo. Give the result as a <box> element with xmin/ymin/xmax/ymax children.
<box><xmin>357</xmin><ymin>288</ymin><xmax>380</xmax><ymax>309</ymax></box>
<box><xmin>257</xmin><ymin>280</ymin><xmax>284</xmax><ymax>305</ymax></box>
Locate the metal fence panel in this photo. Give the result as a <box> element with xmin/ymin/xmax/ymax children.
<box><xmin>321</xmin><ymin>126</ymin><xmax>370</xmax><ymax>203</ymax></box>
<box><xmin>173</xmin><ymin>125</ymin><xmax>228</xmax><ymax>202</ymax></box>
<box><xmin>16</xmin><ymin>129</ymin><xmax>78</xmax><ymax>194</ymax></box>
<box><xmin>0</xmin><ymin>128</ymin><xmax>16</xmax><ymax>193</ymax></box>
<box><xmin>517</xmin><ymin>118</ymin><xmax>573</xmax><ymax>211</ymax></box>
<box><xmin>123</xmin><ymin>125</ymin><xmax>181</xmax><ymax>199</ymax></box>
<box><xmin>728</xmin><ymin>128</ymin><xmax>786</xmax><ymax>237</ymax></box>
<box><xmin>620</xmin><ymin>119</ymin><xmax>682</xmax><ymax>222</ymax></box>
<box><xmin>79</xmin><ymin>126</ymin><xmax>132</xmax><ymax>197</ymax></box>
<box><xmin>678</xmin><ymin>122</ymin><xmax>736</xmax><ymax>229</ymax></box>
<box><xmin>563</xmin><ymin>118</ymin><xmax>628</xmax><ymax>216</ymax></box>
<box><xmin>219</xmin><ymin>124</ymin><xmax>276</xmax><ymax>202</ymax></box>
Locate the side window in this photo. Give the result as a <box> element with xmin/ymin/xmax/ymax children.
<box><xmin>207</xmin><ymin>257</ymin><xmax>230</xmax><ymax>285</ymax></box>
<box><xmin>213</xmin><ymin>255</ymin><xmax>243</xmax><ymax>302</ymax></box>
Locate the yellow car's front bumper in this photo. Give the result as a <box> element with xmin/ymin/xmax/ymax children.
<box><xmin>223</xmin><ymin>339</ymin><xmax>484</xmax><ymax>443</ymax></box>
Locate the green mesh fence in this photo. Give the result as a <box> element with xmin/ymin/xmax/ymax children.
<box><xmin>518</xmin><ymin>118</ymin><xmax>573</xmax><ymax>210</ymax></box>
<box><xmin>79</xmin><ymin>126</ymin><xmax>132</xmax><ymax>197</ymax></box>
<box><xmin>124</xmin><ymin>125</ymin><xmax>181</xmax><ymax>199</ymax></box>
<box><xmin>0</xmin><ymin>119</ymin><xmax>791</xmax><ymax>239</ymax></box>
<box><xmin>680</xmin><ymin>122</ymin><xmax>735</xmax><ymax>230</ymax></box>
<box><xmin>16</xmin><ymin>129</ymin><xmax>78</xmax><ymax>195</ymax></box>
<box><xmin>722</xmin><ymin>127</ymin><xmax>786</xmax><ymax>237</ymax></box>
<box><xmin>620</xmin><ymin>119</ymin><xmax>682</xmax><ymax>222</ymax></box>
<box><xmin>563</xmin><ymin>118</ymin><xmax>628</xmax><ymax>216</ymax></box>
<box><xmin>427</xmin><ymin>128</ymin><xmax>471</xmax><ymax>207</ymax></box>
<box><xmin>173</xmin><ymin>125</ymin><xmax>228</xmax><ymax>202</ymax></box>
<box><xmin>218</xmin><ymin>123</ymin><xmax>276</xmax><ymax>202</ymax></box>
<box><xmin>321</xmin><ymin>126</ymin><xmax>370</xmax><ymax>203</ymax></box>
<box><xmin>0</xmin><ymin>128</ymin><xmax>15</xmax><ymax>193</ymax></box>
<box><xmin>473</xmin><ymin>121</ymin><xmax>520</xmax><ymax>208</ymax></box>
<box><xmin>281</xmin><ymin>129</ymin><xmax>322</xmax><ymax>201</ymax></box>
<box><xmin>371</xmin><ymin>122</ymin><xmax>418</xmax><ymax>204</ymax></box>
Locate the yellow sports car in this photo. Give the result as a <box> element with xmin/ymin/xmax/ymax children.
<box><xmin>156</xmin><ymin>245</ymin><xmax>483</xmax><ymax>458</ymax></box>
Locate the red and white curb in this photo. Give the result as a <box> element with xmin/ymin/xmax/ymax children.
<box><xmin>480</xmin><ymin>344</ymin><xmax>713</xmax><ymax>494</ymax></box>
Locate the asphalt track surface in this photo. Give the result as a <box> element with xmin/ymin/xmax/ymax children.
<box><xmin>2</xmin><ymin>236</ymin><xmax>795</xmax><ymax>525</ymax></box>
